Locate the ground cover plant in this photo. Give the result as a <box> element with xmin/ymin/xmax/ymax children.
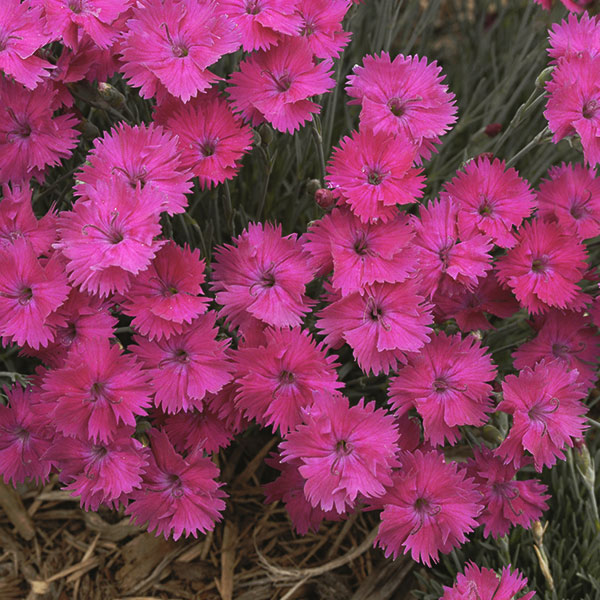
<box><xmin>0</xmin><ymin>0</ymin><xmax>599</xmax><ymax>599</ymax></box>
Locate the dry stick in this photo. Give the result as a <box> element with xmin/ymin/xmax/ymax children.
<box><xmin>0</xmin><ymin>478</ymin><xmax>36</xmax><ymax>540</ymax></box>
<box><xmin>326</xmin><ymin>511</ymin><xmax>359</xmax><ymax>559</ymax></box>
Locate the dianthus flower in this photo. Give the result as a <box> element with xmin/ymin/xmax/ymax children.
<box><xmin>441</xmin><ymin>562</ymin><xmax>535</xmax><ymax>600</ymax></box>
<box><xmin>56</xmin><ymin>178</ymin><xmax>165</xmax><ymax>297</ymax></box>
<box><xmin>496</xmin><ymin>219</ymin><xmax>589</xmax><ymax>314</ymax></box>
<box><xmin>376</xmin><ymin>450</ymin><xmax>482</xmax><ymax>566</ymax></box>
<box><xmin>0</xmin><ymin>0</ymin><xmax>52</xmax><ymax>89</ymax></box>
<box><xmin>389</xmin><ymin>332</ymin><xmax>496</xmax><ymax>446</ymax></box>
<box><xmin>120</xmin><ymin>242</ymin><xmax>209</xmax><ymax>340</ymax></box>
<box><xmin>211</xmin><ymin>222</ymin><xmax>315</xmax><ymax>330</ymax></box>
<box><xmin>411</xmin><ymin>198</ymin><xmax>493</xmax><ymax>299</ymax></box>
<box><xmin>46</xmin><ymin>429</ymin><xmax>148</xmax><ymax>511</ymax></box>
<box><xmin>38</xmin><ymin>0</ymin><xmax>131</xmax><ymax>49</ymax></box>
<box><xmin>545</xmin><ymin>55</ymin><xmax>600</xmax><ymax>167</ymax></box>
<box><xmin>0</xmin><ymin>80</ymin><xmax>79</xmax><ymax>184</ymax></box>
<box><xmin>126</xmin><ymin>429</ymin><xmax>226</xmax><ymax>540</ymax></box>
<box><xmin>536</xmin><ymin>163</ymin><xmax>600</xmax><ymax>240</ymax></box>
<box><xmin>120</xmin><ymin>0</ymin><xmax>240</xmax><ymax>103</ymax></box>
<box><xmin>264</xmin><ymin>454</ymin><xmax>341</xmax><ymax>534</ymax></box>
<box><xmin>548</xmin><ymin>12</ymin><xmax>600</xmax><ymax>63</ymax></box>
<box><xmin>325</xmin><ymin>129</ymin><xmax>425</xmax><ymax>223</ymax></box>
<box><xmin>346</xmin><ymin>52</ymin><xmax>457</xmax><ymax>159</ymax></box>
<box><xmin>232</xmin><ymin>327</ymin><xmax>342</xmax><ymax>434</ymax></box>
<box><xmin>535</xmin><ymin>0</ymin><xmax>590</xmax><ymax>14</ymax></box>
<box><xmin>76</xmin><ymin>122</ymin><xmax>192</xmax><ymax>216</ymax></box>
<box><xmin>219</xmin><ymin>0</ymin><xmax>302</xmax><ymax>51</ymax></box>
<box><xmin>280</xmin><ymin>394</ymin><xmax>400</xmax><ymax>513</ymax></box>
<box><xmin>297</xmin><ymin>0</ymin><xmax>351</xmax><ymax>59</ymax></box>
<box><xmin>0</xmin><ymin>240</ymin><xmax>69</xmax><ymax>349</ymax></box>
<box><xmin>131</xmin><ymin>314</ymin><xmax>233</xmax><ymax>414</ymax></box>
<box><xmin>440</xmin><ymin>157</ymin><xmax>536</xmax><ymax>248</ymax></box>
<box><xmin>303</xmin><ymin>208</ymin><xmax>419</xmax><ymax>295</ymax></box>
<box><xmin>228</xmin><ymin>36</ymin><xmax>335</xmax><ymax>133</ymax></box>
<box><xmin>316</xmin><ymin>280</ymin><xmax>433</xmax><ymax>375</ymax></box>
<box><xmin>0</xmin><ymin>385</ymin><xmax>53</xmax><ymax>486</ymax></box>
<box><xmin>41</xmin><ymin>339</ymin><xmax>153</xmax><ymax>443</ymax></box>
<box><xmin>495</xmin><ymin>360</ymin><xmax>587</xmax><ymax>471</ymax></box>
<box><xmin>207</xmin><ymin>382</ymin><xmax>250</xmax><ymax>436</ymax></box>
<box><xmin>513</xmin><ymin>310</ymin><xmax>598</xmax><ymax>390</ymax></box>
<box><xmin>164</xmin><ymin>92</ymin><xmax>253</xmax><ymax>188</ymax></box>
<box><xmin>467</xmin><ymin>446</ymin><xmax>549</xmax><ymax>539</ymax></box>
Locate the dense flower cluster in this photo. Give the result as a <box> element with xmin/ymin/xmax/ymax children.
<box><xmin>0</xmin><ymin>3</ymin><xmax>597</xmax><ymax>596</ymax></box>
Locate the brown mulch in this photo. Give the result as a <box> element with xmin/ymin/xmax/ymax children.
<box><xmin>0</xmin><ymin>433</ymin><xmax>424</xmax><ymax>600</ymax></box>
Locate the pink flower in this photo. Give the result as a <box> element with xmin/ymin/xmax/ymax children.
<box><xmin>228</xmin><ymin>36</ymin><xmax>335</xmax><ymax>133</ymax></box>
<box><xmin>535</xmin><ymin>0</ymin><xmax>590</xmax><ymax>14</ymax></box>
<box><xmin>316</xmin><ymin>280</ymin><xmax>433</xmax><ymax>375</ymax></box>
<box><xmin>0</xmin><ymin>79</ymin><xmax>79</xmax><ymax>184</ymax></box>
<box><xmin>0</xmin><ymin>0</ymin><xmax>53</xmax><ymax>89</ymax></box>
<box><xmin>325</xmin><ymin>129</ymin><xmax>425</xmax><ymax>223</ymax></box>
<box><xmin>219</xmin><ymin>0</ymin><xmax>302</xmax><ymax>51</ymax></box>
<box><xmin>467</xmin><ymin>446</ymin><xmax>549</xmax><ymax>539</ymax></box>
<box><xmin>376</xmin><ymin>450</ymin><xmax>482</xmax><ymax>566</ymax></box>
<box><xmin>548</xmin><ymin>12</ymin><xmax>600</xmax><ymax>63</ymax></box>
<box><xmin>495</xmin><ymin>360</ymin><xmax>588</xmax><ymax>471</ymax></box>
<box><xmin>0</xmin><ymin>240</ymin><xmax>69</xmax><ymax>349</ymax></box>
<box><xmin>76</xmin><ymin>122</ymin><xmax>193</xmax><ymax>216</ymax></box>
<box><xmin>164</xmin><ymin>91</ymin><xmax>253</xmax><ymax>188</ymax></box>
<box><xmin>536</xmin><ymin>163</ymin><xmax>600</xmax><ymax>240</ymax></box>
<box><xmin>120</xmin><ymin>0</ymin><xmax>240</xmax><ymax>103</ymax></box>
<box><xmin>0</xmin><ymin>385</ymin><xmax>53</xmax><ymax>485</ymax></box>
<box><xmin>280</xmin><ymin>394</ymin><xmax>400</xmax><ymax>513</ymax></box>
<box><xmin>211</xmin><ymin>222</ymin><xmax>315</xmax><ymax>330</ymax></box>
<box><xmin>131</xmin><ymin>314</ymin><xmax>234</xmax><ymax>414</ymax></box>
<box><xmin>56</xmin><ymin>178</ymin><xmax>165</xmax><ymax>297</ymax></box>
<box><xmin>41</xmin><ymin>339</ymin><xmax>153</xmax><ymax>443</ymax></box>
<box><xmin>126</xmin><ymin>429</ymin><xmax>226</xmax><ymax>540</ymax></box>
<box><xmin>296</xmin><ymin>0</ymin><xmax>351</xmax><ymax>59</ymax></box>
<box><xmin>303</xmin><ymin>208</ymin><xmax>419</xmax><ymax>295</ymax></box>
<box><xmin>496</xmin><ymin>219</ymin><xmax>589</xmax><ymax>314</ymax></box>
<box><xmin>232</xmin><ymin>327</ymin><xmax>342</xmax><ymax>434</ymax></box>
<box><xmin>120</xmin><ymin>242</ymin><xmax>209</xmax><ymax>340</ymax></box>
<box><xmin>441</xmin><ymin>157</ymin><xmax>536</xmax><ymax>248</ymax></box>
<box><xmin>411</xmin><ymin>198</ymin><xmax>493</xmax><ymax>299</ymax></box>
<box><xmin>389</xmin><ymin>332</ymin><xmax>496</xmax><ymax>446</ymax></box>
<box><xmin>346</xmin><ymin>52</ymin><xmax>457</xmax><ymax>159</ymax></box>
<box><xmin>441</xmin><ymin>562</ymin><xmax>535</xmax><ymax>600</ymax></box>
<box><xmin>513</xmin><ymin>310</ymin><xmax>599</xmax><ymax>390</ymax></box>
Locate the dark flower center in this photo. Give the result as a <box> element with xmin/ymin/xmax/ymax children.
<box><xmin>353</xmin><ymin>236</ymin><xmax>368</xmax><ymax>255</ymax></box>
<box><xmin>582</xmin><ymin>99</ymin><xmax>599</xmax><ymax>120</ymax></box>
<box><xmin>478</xmin><ymin>197</ymin><xmax>494</xmax><ymax>216</ymax></box>
<box><xmin>90</xmin><ymin>381</ymin><xmax>105</xmax><ymax>401</ymax></box>
<box><xmin>13</xmin><ymin>426</ymin><xmax>29</xmax><ymax>443</ymax></box>
<box><xmin>173</xmin><ymin>348</ymin><xmax>190</xmax><ymax>364</ymax></box>
<box><xmin>58</xmin><ymin>321</ymin><xmax>78</xmax><ymax>346</ymax></box>
<box><xmin>199</xmin><ymin>139</ymin><xmax>217</xmax><ymax>158</ymax></box>
<box><xmin>279</xmin><ymin>370</ymin><xmax>295</xmax><ymax>384</ymax></box>
<box><xmin>260</xmin><ymin>271</ymin><xmax>276</xmax><ymax>288</ymax></box>
<box><xmin>551</xmin><ymin>343</ymin><xmax>570</xmax><ymax>359</ymax></box>
<box><xmin>388</xmin><ymin>97</ymin><xmax>406</xmax><ymax>117</ymax></box>
<box><xmin>91</xmin><ymin>445</ymin><xmax>108</xmax><ymax>460</ymax></box>
<box><xmin>69</xmin><ymin>0</ymin><xmax>85</xmax><ymax>13</ymax></box>
<box><xmin>172</xmin><ymin>43</ymin><xmax>189</xmax><ymax>58</ymax></box>
<box><xmin>168</xmin><ymin>474</ymin><xmax>185</xmax><ymax>497</ymax></box>
<box><xmin>335</xmin><ymin>439</ymin><xmax>352</xmax><ymax>455</ymax></box>
<box><xmin>369</xmin><ymin>305</ymin><xmax>383</xmax><ymax>321</ymax></box>
<box><xmin>367</xmin><ymin>170</ymin><xmax>384</xmax><ymax>186</ymax></box>
<box><xmin>432</xmin><ymin>377</ymin><xmax>450</xmax><ymax>392</ymax></box>
<box><xmin>18</xmin><ymin>287</ymin><xmax>33</xmax><ymax>305</ymax></box>
<box><xmin>531</xmin><ymin>255</ymin><xmax>549</xmax><ymax>273</ymax></box>
<box><xmin>246</xmin><ymin>0</ymin><xmax>262</xmax><ymax>14</ymax></box>
<box><xmin>569</xmin><ymin>200</ymin><xmax>587</xmax><ymax>220</ymax></box>
<box><xmin>82</xmin><ymin>210</ymin><xmax>124</xmax><ymax>245</ymax></box>
<box><xmin>274</xmin><ymin>72</ymin><xmax>293</xmax><ymax>92</ymax></box>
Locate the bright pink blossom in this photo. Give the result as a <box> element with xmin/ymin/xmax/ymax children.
<box><xmin>297</xmin><ymin>0</ymin><xmax>351</xmax><ymax>59</ymax></box>
<box><xmin>535</xmin><ymin>0</ymin><xmax>590</xmax><ymax>14</ymax></box>
<box><xmin>548</xmin><ymin>12</ymin><xmax>600</xmax><ymax>63</ymax></box>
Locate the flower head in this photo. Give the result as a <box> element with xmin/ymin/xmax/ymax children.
<box><xmin>296</xmin><ymin>0</ymin><xmax>351</xmax><ymax>59</ymax></box>
<box><xmin>548</xmin><ymin>12</ymin><xmax>600</xmax><ymax>63</ymax></box>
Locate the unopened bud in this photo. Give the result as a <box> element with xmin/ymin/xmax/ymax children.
<box><xmin>315</xmin><ymin>188</ymin><xmax>335</xmax><ymax>209</ymax></box>
<box><xmin>306</xmin><ymin>179</ymin><xmax>321</xmax><ymax>196</ymax></box>
<box><xmin>482</xmin><ymin>424</ymin><xmax>503</xmax><ymax>445</ymax></box>
<box><xmin>535</xmin><ymin>66</ymin><xmax>555</xmax><ymax>90</ymax></box>
<box><xmin>98</xmin><ymin>82</ymin><xmax>125</xmax><ymax>108</ymax></box>
<box><xmin>484</xmin><ymin>122</ymin><xmax>502</xmax><ymax>137</ymax></box>
<box><xmin>258</xmin><ymin>123</ymin><xmax>273</xmax><ymax>146</ymax></box>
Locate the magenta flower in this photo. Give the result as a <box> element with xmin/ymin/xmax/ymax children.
<box><xmin>121</xmin><ymin>242</ymin><xmax>209</xmax><ymax>341</ymax></box>
<box><xmin>389</xmin><ymin>332</ymin><xmax>496</xmax><ymax>446</ymax></box>
<box><xmin>441</xmin><ymin>562</ymin><xmax>535</xmax><ymax>600</ymax></box>
<box><xmin>325</xmin><ymin>129</ymin><xmax>425</xmax><ymax>223</ymax></box>
<box><xmin>211</xmin><ymin>222</ymin><xmax>315</xmax><ymax>330</ymax></box>
<box><xmin>164</xmin><ymin>91</ymin><xmax>253</xmax><ymax>189</ymax></box>
<box><xmin>0</xmin><ymin>79</ymin><xmax>79</xmax><ymax>184</ymax></box>
<box><xmin>0</xmin><ymin>385</ymin><xmax>53</xmax><ymax>486</ymax></box>
<box><xmin>376</xmin><ymin>450</ymin><xmax>482</xmax><ymax>566</ymax></box>
<box><xmin>536</xmin><ymin>163</ymin><xmax>600</xmax><ymax>240</ymax></box>
<box><xmin>548</xmin><ymin>12</ymin><xmax>600</xmax><ymax>63</ymax></box>
<box><xmin>441</xmin><ymin>157</ymin><xmax>536</xmax><ymax>248</ymax></box>
<box><xmin>219</xmin><ymin>0</ymin><xmax>302</xmax><ymax>51</ymax></box>
<box><xmin>232</xmin><ymin>327</ymin><xmax>342</xmax><ymax>434</ymax></box>
<box><xmin>131</xmin><ymin>314</ymin><xmax>234</xmax><ymax>414</ymax></box>
<box><xmin>76</xmin><ymin>122</ymin><xmax>193</xmax><ymax>216</ymax></box>
<box><xmin>495</xmin><ymin>360</ymin><xmax>588</xmax><ymax>471</ymax></box>
<box><xmin>496</xmin><ymin>219</ymin><xmax>589</xmax><ymax>314</ymax></box>
<box><xmin>120</xmin><ymin>0</ymin><xmax>240</xmax><ymax>102</ymax></box>
<box><xmin>126</xmin><ymin>429</ymin><xmax>226</xmax><ymax>540</ymax></box>
<box><xmin>0</xmin><ymin>0</ymin><xmax>52</xmax><ymax>89</ymax></box>
<box><xmin>297</xmin><ymin>0</ymin><xmax>351</xmax><ymax>59</ymax></box>
<box><xmin>535</xmin><ymin>0</ymin><xmax>590</xmax><ymax>14</ymax></box>
<box><xmin>57</xmin><ymin>178</ymin><xmax>165</xmax><ymax>297</ymax></box>
<box><xmin>41</xmin><ymin>339</ymin><xmax>153</xmax><ymax>443</ymax></box>
<box><xmin>280</xmin><ymin>394</ymin><xmax>400</xmax><ymax>513</ymax></box>
<box><xmin>304</xmin><ymin>207</ymin><xmax>419</xmax><ymax>295</ymax></box>
<box><xmin>0</xmin><ymin>240</ymin><xmax>69</xmax><ymax>349</ymax></box>
<box><xmin>316</xmin><ymin>280</ymin><xmax>433</xmax><ymax>375</ymax></box>
<box><xmin>467</xmin><ymin>446</ymin><xmax>549</xmax><ymax>539</ymax></box>
<box><xmin>228</xmin><ymin>36</ymin><xmax>335</xmax><ymax>133</ymax></box>
<box><xmin>346</xmin><ymin>52</ymin><xmax>457</xmax><ymax>159</ymax></box>
<box><xmin>411</xmin><ymin>198</ymin><xmax>493</xmax><ymax>299</ymax></box>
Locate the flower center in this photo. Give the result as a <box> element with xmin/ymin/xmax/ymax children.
<box><xmin>367</xmin><ymin>169</ymin><xmax>384</xmax><ymax>186</ymax></box>
<box><xmin>82</xmin><ymin>211</ymin><xmax>124</xmax><ymax>245</ymax></box>
<box><xmin>13</xmin><ymin>426</ymin><xmax>29</xmax><ymax>443</ymax></box>
<box><xmin>89</xmin><ymin>381</ymin><xmax>105</xmax><ymax>402</ymax></box>
<box><xmin>199</xmin><ymin>139</ymin><xmax>217</xmax><ymax>158</ymax></box>
<box><xmin>260</xmin><ymin>271</ymin><xmax>276</xmax><ymax>288</ymax></box>
<box><xmin>353</xmin><ymin>236</ymin><xmax>368</xmax><ymax>255</ymax></box>
<box><xmin>167</xmin><ymin>474</ymin><xmax>185</xmax><ymax>497</ymax></box>
<box><xmin>531</xmin><ymin>255</ymin><xmax>549</xmax><ymax>273</ymax></box>
<box><xmin>551</xmin><ymin>343</ymin><xmax>570</xmax><ymax>359</ymax></box>
<box><xmin>18</xmin><ymin>287</ymin><xmax>33</xmax><ymax>305</ymax></box>
<box><xmin>246</xmin><ymin>0</ymin><xmax>262</xmax><ymax>14</ymax></box>
<box><xmin>172</xmin><ymin>43</ymin><xmax>189</xmax><ymax>58</ymax></box>
<box><xmin>274</xmin><ymin>72</ymin><xmax>292</xmax><ymax>92</ymax></box>
<box><xmin>582</xmin><ymin>99</ymin><xmax>599</xmax><ymax>120</ymax></box>
<box><xmin>279</xmin><ymin>370</ymin><xmax>295</xmax><ymax>384</ymax></box>
<box><xmin>173</xmin><ymin>348</ymin><xmax>190</xmax><ymax>364</ymax></box>
<box><xmin>58</xmin><ymin>321</ymin><xmax>78</xmax><ymax>346</ymax></box>
<box><xmin>432</xmin><ymin>376</ymin><xmax>450</xmax><ymax>392</ymax></box>
<box><xmin>478</xmin><ymin>196</ymin><xmax>494</xmax><ymax>216</ymax></box>
<box><xmin>68</xmin><ymin>0</ymin><xmax>85</xmax><ymax>13</ymax></box>
<box><xmin>388</xmin><ymin>97</ymin><xmax>406</xmax><ymax>117</ymax></box>
<box><xmin>569</xmin><ymin>200</ymin><xmax>587</xmax><ymax>220</ymax></box>
<box><xmin>335</xmin><ymin>439</ymin><xmax>352</xmax><ymax>455</ymax></box>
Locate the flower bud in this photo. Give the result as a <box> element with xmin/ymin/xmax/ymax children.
<box><xmin>258</xmin><ymin>123</ymin><xmax>274</xmax><ymax>146</ymax></box>
<box><xmin>535</xmin><ymin>66</ymin><xmax>555</xmax><ymax>90</ymax></box>
<box><xmin>98</xmin><ymin>82</ymin><xmax>125</xmax><ymax>108</ymax></box>
<box><xmin>315</xmin><ymin>188</ymin><xmax>335</xmax><ymax>209</ymax></box>
<box><xmin>306</xmin><ymin>178</ymin><xmax>321</xmax><ymax>196</ymax></box>
<box><xmin>484</xmin><ymin>122</ymin><xmax>502</xmax><ymax>137</ymax></box>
